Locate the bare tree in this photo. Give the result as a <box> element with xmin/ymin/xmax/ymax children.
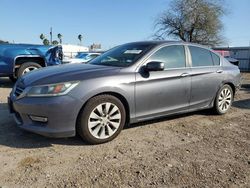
<box><xmin>154</xmin><ymin>0</ymin><xmax>226</xmax><ymax>47</ymax></box>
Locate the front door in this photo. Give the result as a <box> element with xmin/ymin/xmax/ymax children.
<box><xmin>135</xmin><ymin>45</ymin><xmax>191</xmax><ymax>120</ymax></box>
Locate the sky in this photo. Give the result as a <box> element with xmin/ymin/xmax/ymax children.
<box><xmin>0</xmin><ymin>0</ymin><xmax>250</xmax><ymax>49</ymax></box>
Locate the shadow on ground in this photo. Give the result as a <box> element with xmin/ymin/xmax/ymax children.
<box><xmin>128</xmin><ymin>109</ymin><xmax>214</xmax><ymax>129</ymax></box>
<box><xmin>0</xmin><ymin>100</ymin><xmax>215</xmax><ymax>149</ymax></box>
<box><xmin>0</xmin><ymin>103</ymin><xmax>86</xmax><ymax>149</ymax></box>
<box><xmin>0</xmin><ymin>77</ymin><xmax>14</xmax><ymax>88</ymax></box>
<box><xmin>233</xmin><ymin>99</ymin><xmax>250</xmax><ymax>110</ymax></box>
<box><xmin>240</xmin><ymin>84</ymin><xmax>250</xmax><ymax>94</ymax></box>
<box><xmin>1</xmin><ymin>75</ymin><xmax>249</xmax><ymax>149</ymax></box>
<box><xmin>1</xmin><ymin>99</ymin><xmax>248</xmax><ymax>149</ymax></box>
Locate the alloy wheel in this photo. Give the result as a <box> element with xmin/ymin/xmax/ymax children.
<box><xmin>23</xmin><ymin>66</ymin><xmax>38</xmax><ymax>75</ymax></box>
<box><xmin>218</xmin><ymin>87</ymin><xmax>232</xmax><ymax>112</ymax></box>
<box><xmin>88</xmin><ymin>102</ymin><xmax>121</xmax><ymax>139</ymax></box>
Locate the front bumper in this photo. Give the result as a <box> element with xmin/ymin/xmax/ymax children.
<box><xmin>8</xmin><ymin>94</ymin><xmax>83</xmax><ymax>138</ymax></box>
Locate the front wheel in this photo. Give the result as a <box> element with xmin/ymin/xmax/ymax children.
<box><xmin>17</xmin><ymin>62</ymin><xmax>42</xmax><ymax>78</ymax></box>
<box><xmin>214</xmin><ymin>84</ymin><xmax>233</xmax><ymax>115</ymax></box>
<box><xmin>77</xmin><ymin>95</ymin><xmax>126</xmax><ymax>144</ymax></box>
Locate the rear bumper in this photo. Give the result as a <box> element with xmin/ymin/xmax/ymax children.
<box><xmin>8</xmin><ymin>94</ymin><xmax>83</xmax><ymax>138</ymax></box>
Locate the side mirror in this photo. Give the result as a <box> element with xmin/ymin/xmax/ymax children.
<box><xmin>145</xmin><ymin>61</ymin><xmax>164</xmax><ymax>71</ymax></box>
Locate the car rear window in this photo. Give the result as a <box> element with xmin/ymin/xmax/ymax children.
<box><xmin>211</xmin><ymin>52</ymin><xmax>220</xmax><ymax>66</ymax></box>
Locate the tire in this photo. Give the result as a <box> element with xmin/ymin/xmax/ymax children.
<box><xmin>17</xmin><ymin>62</ymin><xmax>42</xmax><ymax>78</ymax></box>
<box><xmin>214</xmin><ymin>84</ymin><xmax>233</xmax><ymax>115</ymax></box>
<box><xmin>77</xmin><ymin>95</ymin><xmax>126</xmax><ymax>144</ymax></box>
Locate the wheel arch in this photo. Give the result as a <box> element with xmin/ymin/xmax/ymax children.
<box><xmin>11</xmin><ymin>56</ymin><xmax>46</xmax><ymax>77</ymax></box>
<box><xmin>76</xmin><ymin>91</ymin><xmax>131</xmax><ymax>129</ymax></box>
<box><xmin>15</xmin><ymin>56</ymin><xmax>46</xmax><ymax>67</ymax></box>
<box><xmin>221</xmin><ymin>82</ymin><xmax>236</xmax><ymax>96</ymax></box>
<box><xmin>210</xmin><ymin>81</ymin><xmax>236</xmax><ymax>108</ymax></box>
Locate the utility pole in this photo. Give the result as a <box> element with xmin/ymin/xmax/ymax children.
<box><xmin>50</xmin><ymin>27</ymin><xmax>53</xmax><ymax>45</ymax></box>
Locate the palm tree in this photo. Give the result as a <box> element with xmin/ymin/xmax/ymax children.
<box><xmin>57</xmin><ymin>33</ymin><xmax>62</xmax><ymax>44</ymax></box>
<box><xmin>78</xmin><ymin>34</ymin><xmax>83</xmax><ymax>45</ymax></box>
<box><xmin>52</xmin><ymin>40</ymin><xmax>59</xmax><ymax>45</ymax></box>
<box><xmin>43</xmin><ymin>39</ymin><xmax>50</xmax><ymax>45</ymax></box>
<box><xmin>40</xmin><ymin>34</ymin><xmax>45</xmax><ymax>41</ymax></box>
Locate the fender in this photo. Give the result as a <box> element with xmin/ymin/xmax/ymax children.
<box><xmin>13</xmin><ymin>55</ymin><xmax>46</xmax><ymax>73</ymax></box>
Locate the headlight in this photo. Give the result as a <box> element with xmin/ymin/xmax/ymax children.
<box><xmin>26</xmin><ymin>81</ymin><xmax>79</xmax><ymax>97</ymax></box>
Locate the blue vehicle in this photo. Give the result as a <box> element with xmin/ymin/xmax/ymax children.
<box><xmin>0</xmin><ymin>44</ymin><xmax>63</xmax><ymax>81</ymax></box>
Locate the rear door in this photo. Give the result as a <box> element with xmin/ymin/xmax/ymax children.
<box><xmin>135</xmin><ymin>45</ymin><xmax>191</xmax><ymax>120</ymax></box>
<box><xmin>188</xmin><ymin>45</ymin><xmax>223</xmax><ymax>109</ymax></box>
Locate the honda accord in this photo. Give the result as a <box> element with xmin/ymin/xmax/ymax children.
<box><xmin>8</xmin><ymin>41</ymin><xmax>241</xmax><ymax>144</ymax></box>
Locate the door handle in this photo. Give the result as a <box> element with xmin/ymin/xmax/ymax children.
<box><xmin>216</xmin><ymin>70</ymin><xmax>223</xmax><ymax>73</ymax></box>
<box><xmin>180</xmin><ymin>73</ymin><xmax>189</xmax><ymax>77</ymax></box>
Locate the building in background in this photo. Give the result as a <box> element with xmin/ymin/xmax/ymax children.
<box><xmin>214</xmin><ymin>47</ymin><xmax>250</xmax><ymax>72</ymax></box>
<box><xmin>62</xmin><ymin>44</ymin><xmax>89</xmax><ymax>58</ymax></box>
<box><xmin>90</xmin><ymin>43</ymin><xmax>102</xmax><ymax>52</ymax></box>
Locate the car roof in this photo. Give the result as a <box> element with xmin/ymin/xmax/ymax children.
<box><xmin>125</xmin><ymin>41</ymin><xmax>209</xmax><ymax>49</ymax></box>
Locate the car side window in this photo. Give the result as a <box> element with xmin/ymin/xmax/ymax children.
<box><xmin>211</xmin><ymin>52</ymin><xmax>220</xmax><ymax>66</ymax></box>
<box><xmin>148</xmin><ymin>45</ymin><xmax>186</xmax><ymax>69</ymax></box>
<box><xmin>189</xmin><ymin>46</ymin><xmax>214</xmax><ymax>67</ymax></box>
<box><xmin>90</xmin><ymin>54</ymin><xmax>99</xmax><ymax>58</ymax></box>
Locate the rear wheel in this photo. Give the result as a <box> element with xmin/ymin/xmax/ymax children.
<box><xmin>77</xmin><ymin>95</ymin><xmax>126</xmax><ymax>144</ymax></box>
<box><xmin>17</xmin><ymin>62</ymin><xmax>42</xmax><ymax>78</ymax></box>
<box><xmin>214</xmin><ymin>84</ymin><xmax>233</xmax><ymax>115</ymax></box>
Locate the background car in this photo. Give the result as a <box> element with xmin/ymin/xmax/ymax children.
<box><xmin>9</xmin><ymin>41</ymin><xmax>241</xmax><ymax>144</ymax></box>
<box><xmin>63</xmin><ymin>52</ymin><xmax>101</xmax><ymax>64</ymax></box>
<box><xmin>213</xmin><ymin>49</ymin><xmax>239</xmax><ymax>66</ymax></box>
<box><xmin>0</xmin><ymin>44</ymin><xmax>63</xmax><ymax>81</ymax></box>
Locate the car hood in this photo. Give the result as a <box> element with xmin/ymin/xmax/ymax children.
<box><xmin>20</xmin><ymin>63</ymin><xmax>121</xmax><ymax>86</ymax></box>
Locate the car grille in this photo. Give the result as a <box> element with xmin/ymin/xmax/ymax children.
<box><xmin>14</xmin><ymin>84</ymin><xmax>25</xmax><ymax>97</ymax></box>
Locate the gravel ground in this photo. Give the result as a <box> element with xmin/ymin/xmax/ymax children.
<box><xmin>0</xmin><ymin>73</ymin><xmax>249</xmax><ymax>188</ymax></box>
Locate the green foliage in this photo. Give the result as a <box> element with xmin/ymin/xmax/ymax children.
<box><xmin>40</xmin><ymin>34</ymin><xmax>45</xmax><ymax>40</ymax></box>
<box><xmin>39</xmin><ymin>33</ymin><xmax>62</xmax><ymax>45</ymax></box>
<box><xmin>0</xmin><ymin>39</ymin><xmax>9</xmax><ymax>44</ymax></box>
<box><xmin>52</xmin><ymin>40</ymin><xmax>59</xmax><ymax>45</ymax></box>
<box><xmin>57</xmin><ymin>33</ymin><xmax>62</xmax><ymax>44</ymax></box>
<box><xmin>154</xmin><ymin>0</ymin><xmax>226</xmax><ymax>47</ymax></box>
<box><xmin>40</xmin><ymin>33</ymin><xmax>49</xmax><ymax>45</ymax></box>
<box><xmin>43</xmin><ymin>39</ymin><xmax>50</xmax><ymax>45</ymax></box>
<box><xmin>78</xmin><ymin>34</ymin><xmax>83</xmax><ymax>45</ymax></box>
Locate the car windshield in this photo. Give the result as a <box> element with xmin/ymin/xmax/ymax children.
<box><xmin>88</xmin><ymin>43</ymin><xmax>154</xmax><ymax>67</ymax></box>
<box><xmin>76</xmin><ymin>53</ymin><xmax>88</xmax><ymax>58</ymax></box>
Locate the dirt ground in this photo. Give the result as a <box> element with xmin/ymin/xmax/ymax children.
<box><xmin>0</xmin><ymin>73</ymin><xmax>249</xmax><ymax>188</ymax></box>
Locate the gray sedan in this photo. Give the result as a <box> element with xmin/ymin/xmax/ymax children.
<box><xmin>9</xmin><ymin>41</ymin><xmax>241</xmax><ymax>144</ymax></box>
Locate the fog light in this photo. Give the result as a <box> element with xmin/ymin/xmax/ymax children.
<box><xmin>29</xmin><ymin>115</ymin><xmax>48</xmax><ymax>123</ymax></box>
